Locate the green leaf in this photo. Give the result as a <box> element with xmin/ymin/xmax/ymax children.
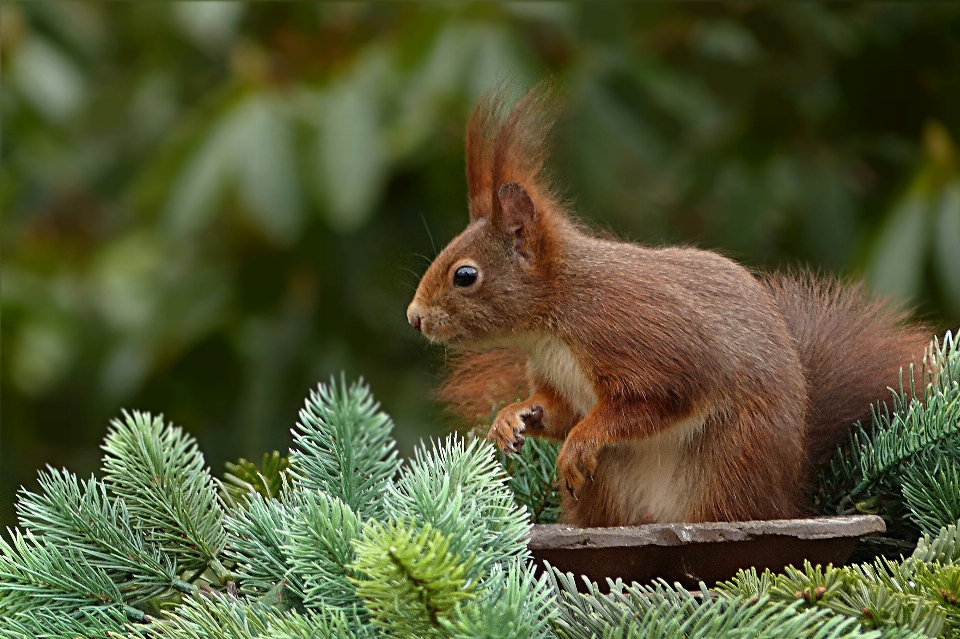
<box><xmin>10</xmin><ymin>35</ymin><xmax>86</xmax><ymax>123</ymax></box>
<box><xmin>867</xmin><ymin>185</ymin><xmax>931</xmax><ymax>303</ymax></box>
<box><xmin>222</xmin><ymin>451</ymin><xmax>290</xmax><ymax>507</ymax></box>
<box><xmin>316</xmin><ymin>53</ymin><xmax>389</xmax><ymax>233</ymax></box>
<box><xmin>234</xmin><ymin>96</ymin><xmax>304</xmax><ymax>245</ymax></box>
<box><xmin>934</xmin><ymin>182</ymin><xmax>960</xmax><ymax>313</ymax></box>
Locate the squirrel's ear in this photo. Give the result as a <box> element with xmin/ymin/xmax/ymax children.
<box><xmin>498</xmin><ymin>182</ymin><xmax>537</xmax><ymax>237</ymax></box>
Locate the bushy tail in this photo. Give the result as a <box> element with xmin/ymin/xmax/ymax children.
<box><xmin>437</xmin><ymin>348</ymin><xmax>528</xmax><ymax>429</ymax></box>
<box><xmin>764</xmin><ymin>273</ymin><xmax>932</xmax><ymax>472</ymax></box>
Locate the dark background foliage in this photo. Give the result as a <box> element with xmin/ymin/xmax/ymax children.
<box><xmin>2</xmin><ymin>2</ymin><xmax>959</xmax><ymax>527</ymax></box>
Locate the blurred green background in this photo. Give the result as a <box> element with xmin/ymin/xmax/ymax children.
<box><xmin>2</xmin><ymin>2</ymin><xmax>959</xmax><ymax>527</ymax></box>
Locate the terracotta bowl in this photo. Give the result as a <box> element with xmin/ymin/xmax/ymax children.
<box><xmin>528</xmin><ymin>515</ymin><xmax>886</xmax><ymax>589</ymax></box>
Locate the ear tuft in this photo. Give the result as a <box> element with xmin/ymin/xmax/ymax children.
<box><xmin>498</xmin><ymin>182</ymin><xmax>536</xmax><ymax>234</ymax></box>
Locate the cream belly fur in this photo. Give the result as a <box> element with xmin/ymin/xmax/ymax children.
<box><xmin>526</xmin><ymin>334</ymin><xmax>705</xmax><ymax>523</ymax></box>
<box><xmin>598</xmin><ymin>416</ymin><xmax>706</xmax><ymax>523</ymax></box>
<box><xmin>525</xmin><ymin>334</ymin><xmax>598</xmax><ymax>416</ymax></box>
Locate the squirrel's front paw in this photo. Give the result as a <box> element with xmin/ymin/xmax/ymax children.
<box><xmin>556</xmin><ymin>438</ymin><xmax>598</xmax><ymax>499</ymax></box>
<box><xmin>487</xmin><ymin>404</ymin><xmax>544</xmax><ymax>455</ymax></box>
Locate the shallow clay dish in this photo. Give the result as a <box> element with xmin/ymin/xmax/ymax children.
<box><xmin>529</xmin><ymin>515</ymin><xmax>886</xmax><ymax>589</ymax></box>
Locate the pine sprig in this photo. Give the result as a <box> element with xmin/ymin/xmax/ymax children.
<box><xmin>283</xmin><ymin>490</ymin><xmax>364</xmax><ymax>613</ymax></box>
<box><xmin>144</xmin><ymin>594</ymin><xmax>375</xmax><ymax>639</ymax></box>
<box><xmin>101</xmin><ymin>411</ymin><xmax>229</xmax><ymax>581</ymax></box>
<box><xmin>902</xmin><ymin>461</ymin><xmax>960</xmax><ymax>535</ymax></box>
<box><xmin>546</xmin><ymin>567</ymin><xmax>907</xmax><ymax>639</ymax></box>
<box><xmin>5</xmin><ymin>372</ymin><xmax>958</xmax><ymax>637</ymax></box>
<box><xmin>384</xmin><ymin>434</ymin><xmax>531</xmax><ymax>580</ymax></box>
<box><xmin>0</xmin><ymin>605</ymin><xmax>129</xmax><ymax>639</ymax></box>
<box><xmin>349</xmin><ymin>519</ymin><xmax>477</xmax><ymax>637</ymax></box>
<box><xmin>912</xmin><ymin>523</ymin><xmax>960</xmax><ymax>565</ymax></box>
<box><xmin>439</xmin><ymin>560</ymin><xmax>555</xmax><ymax>639</ymax></box>
<box><xmin>289</xmin><ymin>378</ymin><xmax>401</xmax><ymax>521</ymax></box>
<box><xmin>222</xmin><ymin>492</ymin><xmax>306</xmax><ymax>604</ymax></box>
<box><xmin>717</xmin><ymin>553</ymin><xmax>960</xmax><ymax>637</ymax></box>
<box><xmin>498</xmin><ymin>438</ymin><xmax>563</xmax><ymax>525</ymax></box>
<box><xmin>15</xmin><ymin>467</ymin><xmax>193</xmax><ymax>604</ymax></box>
<box><xmin>0</xmin><ymin>528</ymin><xmax>140</xmax><ymax>620</ymax></box>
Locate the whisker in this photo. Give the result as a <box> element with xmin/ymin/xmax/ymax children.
<box><xmin>401</xmin><ymin>267</ymin><xmax>422</xmax><ymax>281</ymax></box>
<box><xmin>420</xmin><ymin>211</ymin><xmax>438</xmax><ymax>257</ymax></box>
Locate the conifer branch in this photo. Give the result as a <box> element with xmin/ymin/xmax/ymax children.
<box><xmin>101</xmin><ymin>411</ymin><xmax>229</xmax><ymax>581</ymax></box>
<box><xmin>144</xmin><ymin>594</ymin><xmax>374</xmax><ymax>639</ymax></box>
<box><xmin>3</xmin><ymin>372</ymin><xmax>956</xmax><ymax>637</ymax></box>
<box><xmin>818</xmin><ymin>332</ymin><xmax>960</xmax><ymax>537</ymax></box>
<box><xmin>284</xmin><ymin>490</ymin><xmax>365</xmax><ymax>613</ymax></box>
<box><xmin>16</xmin><ymin>467</ymin><xmax>194</xmax><ymax>603</ymax></box>
<box><xmin>0</xmin><ymin>606</ymin><xmax>130</xmax><ymax>639</ymax></box>
<box><xmin>384</xmin><ymin>434</ymin><xmax>531</xmax><ymax>580</ymax></box>
<box><xmin>289</xmin><ymin>378</ymin><xmax>401</xmax><ymax>521</ymax></box>
<box><xmin>912</xmin><ymin>522</ymin><xmax>960</xmax><ymax>565</ymax></box>
<box><xmin>439</xmin><ymin>560</ymin><xmax>555</xmax><ymax>639</ymax></box>
<box><xmin>349</xmin><ymin>520</ymin><xmax>476</xmax><ymax>637</ymax></box>
<box><xmin>222</xmin><ymin>492</ymin><xmax>306</xmax><ymax>604</ymax></box>
<box><xmin>0</xmin><ymin>529</ymin><xmax>135</xmax><ymax>619</ymax></box>
<box><xmin>498</xmin><ymin>438</ymin><xmax>563</xmax><ymax>524</ymax></box>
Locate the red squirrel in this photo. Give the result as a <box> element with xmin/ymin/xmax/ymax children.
<box><xmin>406</xmin><ymin>87</ymin><xmax>932</xmax><ymax>526</ymax></box>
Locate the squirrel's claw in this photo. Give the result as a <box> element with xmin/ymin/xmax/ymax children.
<box><xmin>557</xmin><ymin>437</ymin><xmax>599</xmax><ymax>501</ymax></box>
<box><xmin>488</xmin><ymin>402</ymin><xmax>542</xmax><ymax>456</ymax></box>
<box><xmin>487</xmin><ymin>417</ymin><xmax>523</xmax><ymax>456</ymax></box>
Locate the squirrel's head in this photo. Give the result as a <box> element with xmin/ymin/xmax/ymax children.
<box><xmin>407</xmin><ymin>85</ymin><xmax>562</xmax><ymax>346</ymax></box>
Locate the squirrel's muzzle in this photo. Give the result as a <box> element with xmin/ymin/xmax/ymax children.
<box><xmin>407</xmin><ymin>303</ymin><xmax>423</xmax><ymax>332</ymax></box>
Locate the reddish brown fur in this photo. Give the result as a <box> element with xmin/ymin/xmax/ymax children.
<box><xmin>437</xmin><ymin>348</ymin><xmax>529</xmax><ymax>426</ymax></box>
<box><xmin>763</xmin><ymin>274</ymin><xmax>932</xmax><ymax>476</ymax></box>
<box><xmin>408</xmin><ymin>86</ymin><xmax>932</xmax><ymax>525</ymax></box>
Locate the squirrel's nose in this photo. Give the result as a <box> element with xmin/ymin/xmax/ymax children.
<box><xmin>407</xmin><ymin>304</ymin><xmax>423</xmax><ymax>332</ymax></box>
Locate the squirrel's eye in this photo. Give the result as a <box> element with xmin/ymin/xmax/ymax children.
<box><xmin>453</xmin><ymin>265</ymin><xmax>478</xmax><ymax>288</ymax></box>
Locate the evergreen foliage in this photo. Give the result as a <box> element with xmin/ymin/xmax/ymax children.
<box><xmin>223</xmin><ymin>452</ymin><xmax>290</xmax><ymax>507</ymax></box>
<box><xmin>1</xmin><ymin>355</ymin><xmax>958</xmax><ymax>637</ymax></box>
<box><xmin>101</xmin><ymin>411</ymin><xmax>230</xmax><ymax>581</ymax></box>
<box><xmin>0</xmin><ymin>378</ymin><xmax>553</xmax><ymax>637</ymax></box>
<box><xmin>350</xmin><ymin>519</ymin><xmax>476</xmax><ymax>636</ymax></box>
<box><xmin>498</xmin><ymin>438</ymin><xmax>563</xmax><ymax>525</ymax></box>
<box><xmin>16</xmin><ymin>468</ymin><xmax>192</xmax><ymax>604</ymax></box>
<box><xmin>222</xmin><ymin>491</ymin><xmax>307</xmax><ymax>604</ymax></box>
<box><xmin>289</xmin><ymin>377</ymin><xmax>401</xmax><ymax>521</ymax></box>
<box><xmin>383</xmin><ymin>435</ymin><xmax>532</xmax><ymax>579</ymax></box>
<box><xmin>547</xmin><ymin>568</ymin><xmax>926</xmax><ymax>639</ymax></box>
